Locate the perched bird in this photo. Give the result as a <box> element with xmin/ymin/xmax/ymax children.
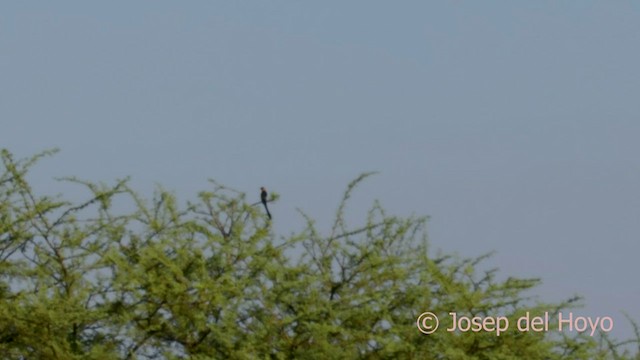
<box><xmin>261</xmin><ymin>187</ymin><xmax>272</xmax><ymax>220</ymax></box>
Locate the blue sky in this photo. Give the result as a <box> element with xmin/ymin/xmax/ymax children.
<box><xmin>3</xmin><ymin>1</ymin><xmax>639</xmax><ymax>340</ymax></box>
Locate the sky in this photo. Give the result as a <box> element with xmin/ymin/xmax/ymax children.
<box><xmin>2</xmin><ymin>1</ymin><xmax>640</xmax><ymax>342</ymax></box>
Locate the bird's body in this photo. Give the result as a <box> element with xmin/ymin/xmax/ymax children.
<box><xmin>261</xmin><ymin>187</ymin><xmax>271</xmax><ymax>220</ymax></box>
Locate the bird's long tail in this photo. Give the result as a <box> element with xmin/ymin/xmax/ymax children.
<box><xmin>263</xmin><ymin>203</ymin><xmax>272</xmax><ymax>220</ymax></box>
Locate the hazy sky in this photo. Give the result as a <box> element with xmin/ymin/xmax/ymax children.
<box><xmin>3</xmin><ymin>1</ymin><xmax>639</xmax><ymax>341</ymax></box>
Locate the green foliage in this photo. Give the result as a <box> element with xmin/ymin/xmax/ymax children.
<box><xmin>0</xmin><ymin>149</ymin><xmax>637</xmax><ymax>359</ymax></box>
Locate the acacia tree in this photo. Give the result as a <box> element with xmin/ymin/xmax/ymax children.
<box><xmin>0</xmin><ymin>149</ymin><xmax>637</xmax><ymax>359</ymax></box>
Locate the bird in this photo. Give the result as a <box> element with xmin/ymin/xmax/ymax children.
<box><xmin>261</xmin><ymin>187</ymin><xmax>272</xmax><ymax>220</ymax></box>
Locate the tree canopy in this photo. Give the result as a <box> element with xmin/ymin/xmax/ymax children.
<box><xmin>0</xmin><ymin>149</ymin><xmax>637</xmax><ymax>359</ymax></box>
